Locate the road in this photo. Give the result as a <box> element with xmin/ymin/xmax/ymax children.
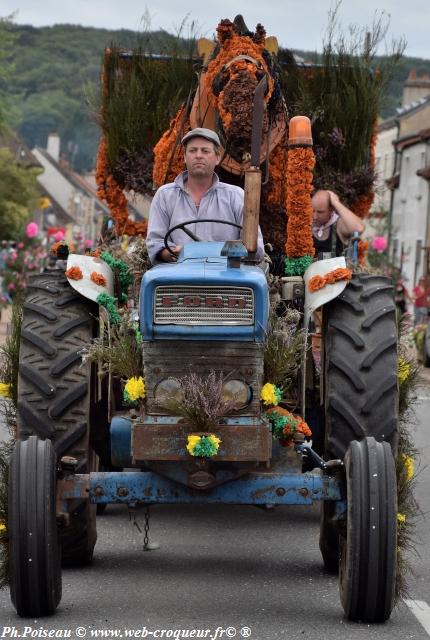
<box><xmin>0</xmin><ymin>388</ymin><xmax>429</xmax><ymax>640</ymax></box>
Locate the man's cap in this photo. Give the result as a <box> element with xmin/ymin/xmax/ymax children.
<box><xmin>181</xmin><ymin>127</ymin><xmax>221</xmax><ymax>147</ymax></box>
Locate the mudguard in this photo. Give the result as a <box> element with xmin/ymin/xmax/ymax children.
<box><xmin>303</xmin><ymin>256</ymin><xmax>348</xmax><ymax>328</ymax></box>
<box><xmin>65</xmin><ymin>254</ymin><xmax>114</xmax><ymax>302</ymax></box>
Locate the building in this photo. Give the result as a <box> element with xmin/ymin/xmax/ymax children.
<box><xmin>374</xmin><ymin>71</ymin><xmax>430</xmax><ymax>288</ymax></box>
<box><xmin>32</xmin><ymin>134</ymin><xmax>150</xmax><ymax>243</ymax></box>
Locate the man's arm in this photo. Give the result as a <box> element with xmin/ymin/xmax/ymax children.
<box><xmin>328</xmin><ymin>190</ymin><xmax>365</xmax><ymax>244</ymax></box>
<box><xmin>146</xmin><ymin>189</ymin><xmax>181</xmax><ymax>263</ymax></box>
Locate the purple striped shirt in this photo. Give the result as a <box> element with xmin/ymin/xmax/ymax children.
<box><xmin>146</xmin><ymin>171</ymin><xmax>264</xmax><ymax>263</ymax></box>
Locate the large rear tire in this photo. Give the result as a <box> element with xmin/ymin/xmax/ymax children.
<box><xmin>319</xmin><ymin>274</ymin><xmax>398</xmax><ymax>572</ymax></box>
<box><xmin>339</xmin><ymin>437</ymin><xmax>397</xmax><ymax>622</ymax></box>
<box><xmin>17</xmin><ymin>271</ymin><xmax>97</xmax><ymax>565</ymax></box>
<box><xmin>9</xmin><ymin>436</ymin><xmax>61</xmax><ymax>617</ymax></box>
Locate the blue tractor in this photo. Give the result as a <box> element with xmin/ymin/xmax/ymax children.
<box><xmin>9</xmin><ymin>214</ymin><xmax>398</xmax><ymax>622</ymax></box>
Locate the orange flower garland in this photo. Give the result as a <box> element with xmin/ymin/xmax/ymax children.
<box><xmin>285</xmin><ymin>147</ymin><xmax>315</xmax><ymax>258</ymax></box>
<box><xmin>308</xmin><ymin>267</ymin><xmax>352</xmax><ymax>292</ymax></box>
<box><xmin>358</xmin><ymin>240</ymin><xmax>368</xmax><ymax>266</ymax></box>
<box><xmin>65</xmin><ymin>266</ymin><xmax>83</xmax><ymax>280</ymax></box>
<box><xmin>90</xmin><ymin>272</ymin><xmax>107</xmax><ymax>286</ymax></box>
<box><xmin>152</xmin><ymin>104</ymin><xmax>190</xmax><ymax>188</ymax></box>
<box><xmin>95</xmin><ymin>137</ymin><xmax>148</xmax><ymax>237</ymax></box>
<box><xmin>266</xmin><ymin>139</ymin><xmax>288</xmax><ymax>210</ymax></box>
<box><xmin>351</xmin><ymin>123</ymin><xmax>377</xmax><ymax>219</ymax></box>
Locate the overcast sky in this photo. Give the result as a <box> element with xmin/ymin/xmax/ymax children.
<box><xmin>2</xmin><ymin>0</ymin><xmax>430</xmax><ymax>59</ymax></box>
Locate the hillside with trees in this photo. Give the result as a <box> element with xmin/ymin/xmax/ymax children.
<box><xmin>2</xmin><ymin>22</ymin><xmax>429</xmax><ymax>174</ymax></box>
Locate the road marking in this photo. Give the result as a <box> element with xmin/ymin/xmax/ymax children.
<box><xmin>404</xmin><ymin>599</ymin><xmax>430</xmax><ymax>636</ymax></box>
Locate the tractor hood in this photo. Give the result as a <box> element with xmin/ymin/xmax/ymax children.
<box><xmin>140</xmin><ymin>242</ymin><xmax>268</xmax><ymax>341</ymax></box>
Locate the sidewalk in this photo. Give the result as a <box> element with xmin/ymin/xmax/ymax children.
<box><xmin>0</xmin><ymin>306</ymin><xmax>12</xmax><ymax>347</ymax></box>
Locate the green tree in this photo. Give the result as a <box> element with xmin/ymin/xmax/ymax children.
<box><xmin>0</xmin><ymin>148</ymin><xmax>41</xmax><ymax>239</ymax></box>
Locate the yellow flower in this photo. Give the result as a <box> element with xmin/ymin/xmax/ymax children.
<box><xmin>397</xmin><ymin>513</ymin><xmax>406</xmax><ymax>525</ymax></box>
<box><xmin>403</xmin><ymin>455</ymin><xmax>414</xmax><ymax>481</ymax></box>
<box><xmin>260</xmin><ymin>383</ymin><xmax>281</xmax><ymax>406</ymax></box>
<box><xmin>0</xmin><ymin>383</ymin><xmax>11</xmax><ymax>398</ymax></box>
<box><xmin>124</xmin><ymin>376</ymin><xmax>146</xmax><ymax>402</ymax></box>
<box><xmin>398</xmin><ymin>358</ymin><xmax>411</xmax><ymax>385</ymax></box>
<box><xmin>0</xmin><ymin>521</ymin><xmax>6</xmax><ymax>533</ymax></box>
<box><xmin>186</xmin><ymin>435</ymin><xmax>202</xmax><ymax>455</ymax></box>
<box><xmin>207</xmin><ymin>434</ymin><xmax>221</xmax><ymax>449</ymax></box>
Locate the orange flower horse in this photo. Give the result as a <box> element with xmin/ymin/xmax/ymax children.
<box><xmin>152</xmin><ymin>16</ymin><xmax>290</xmax><ymax>267</ymax></box>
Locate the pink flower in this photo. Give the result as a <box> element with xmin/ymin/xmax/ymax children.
<box><xmin>53</xmin><ymin>230</ymin><xmax>65</xmax><ymax>242</ymax></box>
<box><xmin>85</xmin><ymin>239</ymin><xmax>93</xmax><ymax>248</ymax></box>
<box><xmin>371</xmin><ymin>236</ymin><xmax>388</xmax><ymax>253</ymax></box>
<box><xmin>17</xmin><ymin>242</ymin><xmax>24</xmax><ymax>249</ymax></box>
<box><xmin>26</xmin><ymin>222</ymin><xmax>39</xmax><ymax>238</ymax></box>
<box><xmin>7</xmin><ymin>282</ymin><xmax>15</xmax><ymax>291</ymax></box>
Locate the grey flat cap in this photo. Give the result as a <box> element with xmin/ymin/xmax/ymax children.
<box><xmin>181</xmin><ymin>127</ymin><xmax>221</xmax><ymax>147</ymax></box>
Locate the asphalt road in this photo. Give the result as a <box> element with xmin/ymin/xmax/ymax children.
<box><xmin>0</xmin><ymin>390</ymin><xmax>429</xmax><ymax>640</ymax></box>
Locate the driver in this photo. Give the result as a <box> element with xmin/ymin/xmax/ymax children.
<box><xmin>146</xmin><ymin>127</ymin><xmax>265</xmax><ymax>263</ymax></box>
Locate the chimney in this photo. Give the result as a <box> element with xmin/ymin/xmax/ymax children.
<box><xmin>402</xmin><ymin>70</ymin><xmax>430</xmax><ymax>107</ymax></box>
<box><xmin>46</xmin><ymin>133</ymin><xmax>60</xmax><ymax>162</ymax></box>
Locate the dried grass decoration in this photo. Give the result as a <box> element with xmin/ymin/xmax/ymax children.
<box><xmin>160</xmin><ymin>371</ymin><xmax>239</xmax><ymax>432</ymax></box>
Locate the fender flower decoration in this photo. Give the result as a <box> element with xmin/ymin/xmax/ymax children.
<box><xmin>123</xmin><ymin>376</ymin><xmax>146</xmax><ymax>404</ymax></box>
<box><xmin>90</xmin><ymin>272</ymin><xmax>107</xmax><ymax>287</ymax></box>
<box><xmin>65</xmin><ymin>266</ymin><xmax>83</xmax><ymax>280</ymax></box>
<box><xmin>186</xmin><ymin>434</ymin><xmax>221</xmax><ymax>458</ymax></box>
<box><xmin>308</xmin><ymin>268</ymin><xmax>352</xmax><ymax>293</ymax></box>
<box><xmin>260</xmin><ymin>383</ymin><xmax>282</xmax><ymax>406</ymax></box>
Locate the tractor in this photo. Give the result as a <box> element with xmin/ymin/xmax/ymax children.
<box><xmin>8</xmin><ymin>15</ymin><xmax>398</xmax><ymax>623</ymax></box>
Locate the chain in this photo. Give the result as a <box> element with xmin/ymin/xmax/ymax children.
<box><xmin>143</xmin><ymin>505</ymin><xmax>150</xmax><ymax>551</ymax></box>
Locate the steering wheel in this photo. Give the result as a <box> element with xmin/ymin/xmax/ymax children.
<box><xmin>163</xmin><ymin>219</ymin><xmax>242</xmax><ymax>257</ymax></box>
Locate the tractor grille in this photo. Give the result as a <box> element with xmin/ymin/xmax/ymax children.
<box><xmin>153</xmin><ymin>286</ymin><xmax>254</xmax><ymax>325</ymax></box>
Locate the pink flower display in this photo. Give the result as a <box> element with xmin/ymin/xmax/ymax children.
<box><xmin>53</xmin><ymin>230</ymin><xmax>65</xmax><ymax>242</ymax></box>
<box><xmin>26</xmin><ymin>222</ymin><xmax>39</xmax><ymax>238</ymax></box>
<box><xmin>371</xmin><ymin>235</ymin><xmax>388</xmax><ymax>253</ymax></box>
<box><xmin>85</xmin><ymin>239</ymin><xmax>93</xmax><ymax>249</ymax></box>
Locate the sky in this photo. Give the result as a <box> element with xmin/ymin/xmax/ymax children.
<box><xmin>2</xmin><ymin>0</ymin><xmax>430</xmax><ymax>59</ymax></box>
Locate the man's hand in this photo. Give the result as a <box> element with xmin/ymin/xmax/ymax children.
<box><xmin>327</xmin><ymin>190</ymin><xmax>340</xmax><ymax>209</ymax></box>
<box><xmin>158</xmin><ymin>245</ymin><xmax>182</xmax><ymax>262</ymax></box>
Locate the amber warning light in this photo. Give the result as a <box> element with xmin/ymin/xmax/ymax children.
<box><xmin>288</xmin><ymin>115</ymin><xmax>313</xmax><ymax>147</ymax></box>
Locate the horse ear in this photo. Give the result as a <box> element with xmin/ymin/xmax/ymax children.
<box><xmin>233</xmin><ymin>14</ymin><xmax>251</xmax><ymax>35</ymax></box>
<box><xmin>197</xmin><ymin>38</ymin><xmax>216</xmax><ymax>65</ymax></box>
<box><xmin>265</xmin><ymin>36</ymin><xmax>279</xmax><ymax>56</ymax></box>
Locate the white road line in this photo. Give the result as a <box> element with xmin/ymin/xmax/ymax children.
<box><xmin>404</xmin><ymin>599</ymin><xmax>430</xmax><ymax>636</ymax></box>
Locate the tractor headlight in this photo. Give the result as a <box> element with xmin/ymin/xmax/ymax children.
<box><xmin>154</xmin><ymin>378</ymin><xmax>183</xmax><ymax>405</ymax></box>
<box><xmin>221</xmin><ymin>379</ymin><xmax>252</xmax><ymax>410</ymax></box>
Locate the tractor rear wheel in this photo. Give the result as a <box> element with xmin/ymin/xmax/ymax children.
<box><xmin>319</xmin><ymin>274</ymin><xmax>398</xmax><ymax>572</ymax></box>
<box><xmin>9</xmin><ymin>436</ymin><xmax>61</xmax><ymax>617</ymax></box>
<box><xmin>339</xmin><ymin>437</ymin><xmax>397</xmax><ymax>622</ymax></box>
<box><xmin>17</xmin><ymin>271</ymin><xmax>97</xmax><ymax>565</ymax></box>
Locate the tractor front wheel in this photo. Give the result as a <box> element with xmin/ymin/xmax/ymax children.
<box><xmin>9</xmin><ymin>436</ymin><xmax>62</xmax><ymax>617</ymax></box>
<box><xmin>339</xmin><ymin>437</ymin><xmax>397</xmax><ymax>622</ymax></box>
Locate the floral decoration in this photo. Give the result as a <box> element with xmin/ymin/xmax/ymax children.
<box><xmin>260</xmin><ymin>382</ymin><xmax>282</xmax><ymax>406</ymax></box>
<box><xmin>0</xmin><ymin>384</ymin><xmax>11</xmax><ymax>399</ymax></box>
<box><xmin>284</xmin><ymin>146</ymin><xmax>315</xmax><ymax>276</ymax></box>
<box><xmin>25</xmin><ymin>221</ymin><xmax>39</xmax><ymax>239</ymax></box>
<box><xmin>152</xmin><ymin>104</ymin><xmax>189</xmax><ymax>188</ymax></box>
<box><xmin>123</xmin><ymin>376</ymin><xmax>146</xmax><ymax>404</ymax></box>
<box><xmin>65</xmin><ymin>266</ymin><xmax>83</xmax><ymax>280</ymax></box>
<box><xmin>265</xmin><ymin>405</ymin><xmax>312</xmax><ymax>446</ymax></box>
<box><xmin>371</xmin><ymin>235</ymin><xmax>388</xmax><ymax>253</ymax></box>
<box><xmin>90</xmin><ymin>272</ymin><xmax>107</xmax><ymax>287</ymax></box>
<box><xmin>186</xmin><ymin>434</ymin><xmax>221</xmax><ymax>458</ymax></box>
<box><xmin>96</xmin><ymin>292</ymin><xmax>121</xmax><ymax>325</ymax></box>
<box><xmin>397</xmin><ymin>512</ymin><xmax>406</xmax><ymax>525</ymax></box>
<box><xmin>308</xmin><ymin>267</ymin><xmax>352</xmax><ymax>292</ymax></box>
<box><xmin>398</xmin><ymin>357</ymin><xmax>411</xmax><ymax>385</ymax></box>
<box><xmin>358</xmin><ymin>240</ymin><xmax>368</xmax><ymax>266</ymax></box>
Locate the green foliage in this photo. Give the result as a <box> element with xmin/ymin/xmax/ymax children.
<box><xmin>0</xmin><ymin>297</ymin><xmax>22</xmax><ymax>408</ymax></box>
<box><xmin>0</xmin><ymin>147</ymin><xmax>41</xmax><ymax>239</ymax></box>
<box><xmin>0</xmin><ymin>438</ymin><xmax>12</xmax><ymax>588</ymax></box>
